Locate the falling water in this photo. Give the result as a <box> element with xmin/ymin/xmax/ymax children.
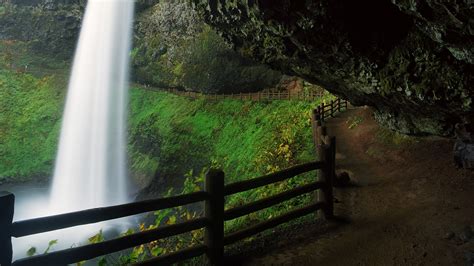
<box><xmin>50</xmin><ymin>0</ymin><xmax>134</xmax><ymax>213</ymax></box>
<box><xmin>8</xmin><ymin>0</ymin><xmax>135</xmax><ymax>259</ymax></box>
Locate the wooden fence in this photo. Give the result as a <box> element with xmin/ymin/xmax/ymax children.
<box><xmin>0</xmin><ymin>99</ymin><xmax>348</xmax><ymax>266</ymax></box>
<box><xmin>315</xmin><ymin>98</ymin><xmax>349</xmax><ymax>122</ymax></box>
<box><xmin>151</xmin><ymin>88</ymin><xmax>325</xmax><ymax>102</ymax></box>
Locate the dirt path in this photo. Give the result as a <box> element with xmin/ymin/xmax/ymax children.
<box><xmin>242</xmin><ymin>107</ymin><xmax>474</xmax><ymax>265</ymax></box>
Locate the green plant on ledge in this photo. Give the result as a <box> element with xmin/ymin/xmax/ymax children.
<box><xmin>347</xmin><ymin>115</ymin><xmax>364</xmax><ymax>129</ymax></box>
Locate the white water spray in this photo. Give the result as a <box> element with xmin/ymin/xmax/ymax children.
<box><xmin>50</xmin><ymin>0</ymin><xmax>134</xmax><ymax>213</ymax></box>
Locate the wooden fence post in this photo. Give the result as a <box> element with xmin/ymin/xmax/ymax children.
<box><xmin>318</xmin><ymin>125</ymin><xmax>327</xmax><ymax>147</ymax></box>
<box><xmin>316</xmin><ymin>106</ymin><xmax>321</xmax><ymax>123</ymax></box>
<box><xmin>337</xmin><ymin>99</ymin><xmax>341</xmax><ymax>112</ymax></box>
<box><xmin>321</xmin><ymin>105</ymin><xmax>325</xmax><ymax>122</ymax></box>
<box><xmin>311</xmin><ymin>109</ymin><xmax>320</xmax><ymax>149</ymax></box>
<box><xmin>315</xmin><ymin>123</ymin><xmax>328</xmax><ymax>216</ymax></box>
<box><xmin>205</xmin><ymin>170</ymin><xmax>225</xmax><ymax>265</ymax></box>
<box><xmin>316</xmin><ymin>106</ymin><xmax>320</xmax><ymax>116</ymax></box>
<box><xmin>330</xmin><ymin>100</ymin><xmax>335</xmax><ymax>117</ymax></box>
<box><xmin>327</xmin><ymin>137</ymin><xmax>335</xmax><ymax>217</ymax></box>
<box><xmin>319</xmin><ymin>137</ymin><xmax>335</xmax><ymax>219</ymax></box>
<box><xmin>0</xmin><ymin>192</ymin><xmax>14</xmax><ymax>266</ymax></box>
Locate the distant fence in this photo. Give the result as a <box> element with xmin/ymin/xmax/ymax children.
<box><xmin>315</xmin><ymin>98</ymin><xmax>349</xmax><ymax>122</ymax></box>
<box><xmin>152</xmin><ymin>88</ymin><xmax>325</xmax><ymax>102</ymax></box>
<box><xmin>0</xmin><ymin>98</ymin><xmax>349</xmax><ymax>266</ymax></box>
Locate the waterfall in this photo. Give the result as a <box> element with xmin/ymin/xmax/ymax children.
<box><xmin>50</xmin><ymin>0</ymin><xmax>134</xmax><ymax>214</ymax></box>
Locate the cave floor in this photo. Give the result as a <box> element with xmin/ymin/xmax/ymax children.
<box><xmin>236</xmin><ymin>107</ymin><xmax>474</xmax><ymax>266</ymax></box>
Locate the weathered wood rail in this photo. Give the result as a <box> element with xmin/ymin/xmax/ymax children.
<box><xmin>149</xmin><ymin>87</ymin><xmax>325</xmax><ymax>102</ymax></box>
<box><xmin>314</xmin><ymin>98</ymin><xmax>349</xmax><ymax>122</ymax></box>
<box><xmin>0</xmin><ymin>99</ymin><xmax>348</xmax><ymax>266</ymax></box>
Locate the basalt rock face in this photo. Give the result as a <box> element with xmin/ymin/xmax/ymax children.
<box><xmin>0</xmin><ymin>1</ymin><xmax>85</xmax><ymax>58</ymax></box>
<box><xmin>191</xmin><ymin>0</ymin><xmax>473</xmax><ymax>136</ymax></box>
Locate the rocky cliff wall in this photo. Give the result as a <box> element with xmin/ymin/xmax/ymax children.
<box><xmin>191</xmin><ymin>0</ymin><xmax>473</xmax><ymax>136</ymax></box>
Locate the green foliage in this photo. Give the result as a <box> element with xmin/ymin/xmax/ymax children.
<box><xmin>97</xmin><ymin>257</ymin><xmax>108</xmax><ymax>266</ymax></box>
<box><xmin>128</xmin><ymin>87</ymin><xmax>329</xmax><ymax>189</ymax></box>
<box><xmin>1</xmin><ymin>70</ymin><xmax>333</xmax><ymax>261</ymax></box>
<box><xmin>118</xmin><ymin>170</ymin><xmax>206</xmax><ymax>264</ymax></box>
<box><xmin>25</xmin><ymin>239</ymin><xmax>58</xmax><ymax>257</ymax></box>
<box><xmin>86</xmin><ymin>230</ymin><xmax>129</xmax><ymax>266</ymax></box>
<box><xmin>347</xmin><ymin>115</ymin><xmax>364</xmax><ymax>129</ymax></box>
<box><xmin>44</xmin><ymin>239</ymin><xmax>58</xmax><ymax>254</ymax></box>
<box><xmin>0</xmin><ymin>68</ymin><xmax>63</xmax><ymax>181</ymax></box>
<box><xmin>0</xmin><ymin>40</ymin><xmax>70</xmax><ymax>82</ymax></box>
<box><xmin>26</xmin><ymin>247</ymin><xmax>37</xmax><ymax>257</ymax></box>
<box><xmin>376</xmin><ymin>127</ymin><xmax>418</xmax><ymax>147</ymax></box>
<box><xmin>1</xmin><ymin>64</ymin><xmax>332</xmax><ymax>263</ymax></box>
<box><xmin>88</xmin><ymin>230</ymin><xmax>104</xmax><ymax>244</ymax></box>
<box><xmin>0</xmin><ymin>53</ymin><xmax>327</xmax><ymax>190</ymax></box>
<box><xmin>120</xmin><ymin>160</ymin><xmax>318</xmax><ymax>263</ymax></box>
<box><xmin>128</xmin><ymin>87</ymin><xmax>336</xmax><ymax>247</ymax></box>
<box><xmin>120</xmin><ymin>88</ymin><xmax>333</xmax><ymax>262</ymax></box>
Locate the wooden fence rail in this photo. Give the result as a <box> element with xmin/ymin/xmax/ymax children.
<box><xmin>0</xmin><ymin>98</ymin><xmax>348</xmax><ymax>266</ymax></box>
<box><xmin>150</xmin><ymin>88</ymin><xmax>326</xmax><ymax>102</ymax></box>
<box><xmin>315</xmin><ymin>98</ymin><xmax>349</xmax><ymax>123</ymax></box>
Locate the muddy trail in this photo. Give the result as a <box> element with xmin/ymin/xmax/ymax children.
<box><xmin>234</xmin><ymin>107</ymin><xmax>473</xmax><ymax>265</ymax></box>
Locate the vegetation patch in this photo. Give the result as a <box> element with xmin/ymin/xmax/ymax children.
<box><xmin>0</xmin><ymin>69</ymin><xmax>63</xmax><ymax>181</ymax></box>
<box><xmin>128</xmin><ymin>87</ymin><xmax>329</xmax><ymax>189</ymax></box>
<box><xmin>346</xmin><ymin>115</ymin><xmax>364</xmax><ymax>129</ymax></box>
<box><xmin>376</xmin><ymin>127</ymin><xmax>419</xmax><ymax>148</ymax></box>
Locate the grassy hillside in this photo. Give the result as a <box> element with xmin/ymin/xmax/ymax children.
<box><xmin>0</xmin><ymin>40</ymin><xmax>68</xmax><ymax>183</ymax></box>
<box><xmin>1</xmin><ymin>67</ymin><xmax>332</xmax><ymax>185</ymax></box>
<box><xmin>0</xmin><ymin>70</ymin><xmax>63</xmax><ymax>181</ymax></box>
<box><xmin>124</xmin><ymin>88</ymin><xmax>333</xmax><ymax>262</ymax></box>
<box><xmin>129</xmin><ymin>88</ymin><xmax>329</xmax><ymax>192</ymax></box>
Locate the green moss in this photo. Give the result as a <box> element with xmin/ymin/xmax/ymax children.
<box><xmin>0</xmin><ymin>70</ymin><xmax>63</xmax><ymax>181</ymax></box>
